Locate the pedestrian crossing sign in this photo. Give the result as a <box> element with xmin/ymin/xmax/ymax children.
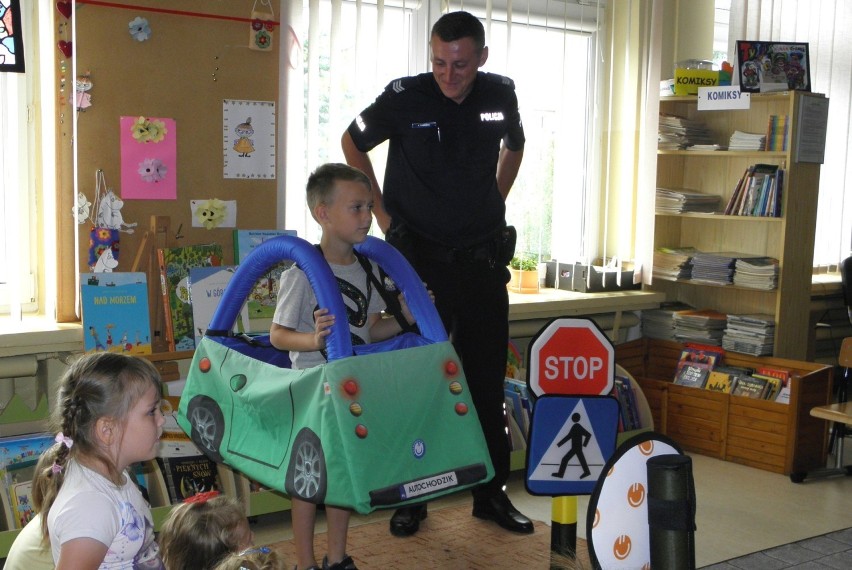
<box><xmin>525</xmin><ymin>395</ymin><xmax>619</xmax><ymax>496</ymax></box>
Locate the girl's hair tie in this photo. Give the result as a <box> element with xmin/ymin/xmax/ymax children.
<box><xmin>55</xmin><ymin>432</ymin><xmax>74</xmax><ymax>448</ymax></box>
<box><xmin>51</xmin><ymin>462</ymin><xmax>63</xmax><ymax>474</ymax></box>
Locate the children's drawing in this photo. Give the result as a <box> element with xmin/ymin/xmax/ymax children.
<box><xmin>233</xmin><ymin>118</ymin><xmax>255</xmax><ymax>156</ymax></box>
<box><xmin>223</xmin><ymin>99</ymin><xmax>276</xmax><ymax>179</ymax></box>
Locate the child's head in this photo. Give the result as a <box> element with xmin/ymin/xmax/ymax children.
<box><xmin>159</xmin><ymin>493</ymin><xmax>252</xmax><ymax>570</ymax></box>
<box><xmin>212</xmin><ymin>547</ymin><xmax>287</xmax><ymax>570</ymax></box>
<box><xmin>47</xmin><ymin>352</ymin><xmax>163</xmax><ymax>479</ymax></box>
<box><xmin>306</xmin><ymin>163</ymin><xmax>372</xmax><ymax>229</ymax></box>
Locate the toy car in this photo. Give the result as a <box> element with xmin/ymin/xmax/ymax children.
<box><xmin>177</xmin><ymin>235</ymin><xmax>494</xmax><ymax>514</ymax></box>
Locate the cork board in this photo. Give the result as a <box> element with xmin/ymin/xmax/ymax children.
<box><xmin>74</xmin><ymin>0</ymin><xmax>280</xmax><ymax>272</ymax></box>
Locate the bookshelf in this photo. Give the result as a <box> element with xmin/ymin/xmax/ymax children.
<box><xmin>652</xmin><ymin>90</ymin><xmax>826</xmax><ymax>361</ymax></box>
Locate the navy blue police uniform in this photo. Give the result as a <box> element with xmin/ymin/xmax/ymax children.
<box><xmin>346</xmin><ymin>71</ymin><xmax>524</xmax><ymax>502</ymax></box>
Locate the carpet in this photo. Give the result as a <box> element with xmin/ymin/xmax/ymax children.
<box><xmin>269</xmin><ymin>504</ymin><xmax>590</xmax><ymax>569</ymax></box>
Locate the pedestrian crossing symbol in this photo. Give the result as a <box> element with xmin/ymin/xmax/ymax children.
<box><xmin>525</xmin><ymin>395</ymin><xmax>620</xmax><ymax>496</ymax></box>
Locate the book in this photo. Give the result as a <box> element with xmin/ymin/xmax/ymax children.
<box><xmin>80</xmin><ymin>272</ymin><xmax>152</xmax><ymax>355</ymax></box>
<box><xmin>157</xmin><ymin>439</ymin><xmax>221</xmax><ymax>504</ymax></box>
<box><xmin>731</xmin><ymin>375</ymin><xmax>769</xmax><ymax>399</ymax></box>
<box><xmin>188</xmin><ymin>266</ymin><xmax>249</xmax><ymax>346</ymax></box>
<box><xmin>157</xmin><ymin>244</ymin><xmax>224</xmax><ymax>351</ymax></box>
<box><xmin>751</xmin><ymin>373</ymin><xmax>782</xmax><ymax>401</ymax></box>
<box><xmin>673</xmin><ymin>363</ymin><xmax>710</xmax><ymax>388</ymax></box>
<box><xmin>232</xmin><ymin>229</ymin><xmax>298</xmax><ymax>334</ymax></box>
<box><xmin>0</xmin><ymin>433</ymin><xmax>54</xmax><ymax>530</ymax></box>
<box><xmin>705</xmin><ymin>370</ymin><xmax>736</xmax><ymax>394</ymax></box>
<box><xmin>678</xmin><ymin>344</ymin><xmax>724</xmax><ymax>368</ymax></box>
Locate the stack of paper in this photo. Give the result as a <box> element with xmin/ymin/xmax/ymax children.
<box><xmin>723</xmin><ymin>313</ymin><xmax>776</xmax><ymax>356</ymax></box>
<box><xmin>641</xmin><ymin>301</ymin><xmax>694</xmax><ymax>341</ymax></box>
<box><xmin>690</xmin><ymin>252</ymin><xmax>739</xmax><ymax>285</ymax></box>
<box><xmin>728</xmin><ymin>130</ymin><xmax>766</xmax><ymax>151</ymax></box>
<box><xmin>656</xmin><ymin>187</ymin><xmax>722</xmax><ymax>214</ymax></box>
<box><xmin>658</xmin><ymin>113</ymin><xmax>718</xmax><ymax>150</ymax></box>
<box><xmin>733</xmin><ymin>257</ymin><xmax>779</xmax><ymax>290</ymax></box>
<box><xmin>673</xmin><ymin>308</ymin><xmax>728</xmax><ymax>345</ymax></box>
<box><xmin>652</xmin><ymin>246</ymin><xmax>697</xmax><ymax>281</ymax></box>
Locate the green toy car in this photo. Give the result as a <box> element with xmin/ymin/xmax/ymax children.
<box><xmin>177</xmin><ymin>236</ymin><xmax>494</xmax><ymax>514</ymax></box>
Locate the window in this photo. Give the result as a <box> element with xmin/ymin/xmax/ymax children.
<box><xmin>283</xmin><ymin>0</ymin><xmax>603</xmax><ymax>266</ymax></box>
<box><xmin>0</xmin><ymin>0</ymin><xmax>54</xmax><ymax>319</ymax></box>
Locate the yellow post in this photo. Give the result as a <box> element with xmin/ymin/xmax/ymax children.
<box><xmin>550</xmin><ymin>495</ymin><xmax>577</xmax><ymax>567</ymax></box>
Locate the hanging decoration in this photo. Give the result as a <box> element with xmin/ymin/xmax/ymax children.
<box><xmin>249</xmin><ymin>0</ymin><xmax>274</xmax><ymax>52</ymax></box>
<box><xmin>78</xmin><ymin>170</ymin><xmax>138</xmax><ymax>271</ymax></box>
<box><xmin>73</xmin><ymin>71</ymin><xmax>93</xmax><ymax>111</ymax></box>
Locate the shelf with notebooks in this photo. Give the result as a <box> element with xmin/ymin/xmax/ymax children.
<box><xmin>615</xmin><ymin>337</ymin><xmax>832</xmax><ymax>481</ymax></box>
<box><xmin>652</xmin><ymin>90</ymin><xmax>827</xmax><ymax>361</ymax></box>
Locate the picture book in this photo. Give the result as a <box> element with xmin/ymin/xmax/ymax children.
<box><xmin>10</xmin><ymin>479</ymin><xmax>34</xmax><ymax>529</ymax></box>
<box><xmin>752</xmin><ymin>373</ymin><xmax>782</xmax><ymax>401</ymax></box>
<box><xmin>80</xmin><ymin>272</ymin><xmax>152</xmax><ymax>355</ymax></box>
<box><xmin>188</xmin><ymin>265</ymin><xmax>249</xmax><ymax>346</ymax></box>
<box><xmin>705</xmin><ymin>370</ymin><xmax>736</xmax><ymax>394</ymax></box>
<box><xmin>156</xmin><ymin>454</ymin><xmax>221</xmax><ymax>504</ymax></box>
<box><xmin>679</xmin><ymin>343</ymin><xmax>725</xmax><ymax>367</ymax></box>
<box><xmin>233</xmin><ymin>229</ymin><xmax>297</xmax><ymax>333</ymax></box>
<box><xmin>157</xmin><ymin>244</ymin><xmax>224</xmax><ymax>351</ymax></box>
<box><xmin>731</xmin><ymin>375</ymin><xmax>769</xmax><ymax>399</ymax></box>
<box><xmin>613</xmin><ymin>375</ymin><xmax>641</xmax><ymax>430</ymax></box>
<box><xmin>157</xmin><ymin>439</ymin><xmax>221</xmax><ymax>504</ymax></box>
<box><xmin>0</xmin><ymin>432</ymin><xmax>54</xmax><ymax>530</ymax></box>
<box><xmin>504</xmin><ymin>378</ymin><xmax>531</xmax><ymax>438</ymax></box>
<box><xmin>673</xmin><ymin>363</ymin><xmax>710</xmax><ymax>389</ymax></box>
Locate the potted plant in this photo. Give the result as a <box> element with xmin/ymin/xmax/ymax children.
<box><xmin>508</xmin><ymin>254</ymin><xmax>540</xmax><ymax>294</ymax></box>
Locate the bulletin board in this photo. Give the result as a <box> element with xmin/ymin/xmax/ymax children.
<box><xmin>74</xmin><ymin>0</ymin><xmax>280</xmax><ymax>274</ymax></box>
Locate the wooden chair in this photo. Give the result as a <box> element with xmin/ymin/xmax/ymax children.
<box><xmin>827</xmin><ymin>337</ymin><xmax>852</xmax><ymax>457</ymax></box>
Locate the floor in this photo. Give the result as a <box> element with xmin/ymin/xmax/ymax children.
<box><xmin>249</xmin><ymin>439</ymin><xmax>852</xmax><ymax>569</ymax></box>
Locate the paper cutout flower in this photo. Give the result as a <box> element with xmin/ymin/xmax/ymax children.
<box><xmin>194</xmin><ymin>198</ymin><xmax>227</xmax><ymax>230</ymax></box>
<box><xmin>138</xmin><ymin>158</ymin><xmax>167</xmax><ymax>182</ymax></box>
<box><xmin>129</xmin><ymin>17</ymin><xmax>151</xmax><ymax>42</ymax></box>
<box><xmin>131</xmin><ymin>116</ymin><xmax>167</xmax><ymax>143</ymax></box>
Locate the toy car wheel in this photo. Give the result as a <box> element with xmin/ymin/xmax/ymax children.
<box><xmin>187</xmin><ymin>395</ymin><xmax>225</xmax><ymax>462</ymax></box>
<box><xmin>285</xmin><ymin>428</ymin><xmax>327</xmax><ymax>503</ymax></box>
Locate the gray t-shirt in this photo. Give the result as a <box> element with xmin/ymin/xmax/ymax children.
<box><xmin>272</xmin><ymin>258</ymin><xmax>386</xmax><ymax>369</ymax></box>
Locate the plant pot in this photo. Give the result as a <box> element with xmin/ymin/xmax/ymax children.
<box><xmin>508</xmin><ymin>267</ymin><xmax>520</xmax><ymax>290</ymax></box>
<box><xmin>508</xmin><ymin>269</ymin><xmax>539</xmax><ymax>294</ymax></box>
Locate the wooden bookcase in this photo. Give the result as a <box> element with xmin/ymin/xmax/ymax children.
<box><xmin>652</xmin><ymin>90</ymin><xmax>826</xmax><ymax>361</ymax></box>
<box><xmin>615</xmin><ymin>338</ymin><xmax>832</xmax><ymax>481</ymax></box>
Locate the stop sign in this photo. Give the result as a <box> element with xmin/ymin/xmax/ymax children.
<box><xmin>527</xmin><ymin>318</ymin><xmax>614</xmax><ymax>397</ymax></box>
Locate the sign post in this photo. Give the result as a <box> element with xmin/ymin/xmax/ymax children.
<box><xmin>525</xmin><ymin>318</ymin><xmax>618</xmax><ymax>564</ymax></box>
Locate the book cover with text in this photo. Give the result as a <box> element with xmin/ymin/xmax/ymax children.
<box><xmin>80</xmin><ymin>272</ymin><xmax>152</xmax><ymax>355</ymax></box>
<box><xmin>188</xmin><ymin>266</ymin><xmax>249</xmax><ymax>345</ymax></box>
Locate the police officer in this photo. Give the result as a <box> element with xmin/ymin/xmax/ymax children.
<box><xmin>342</xmin><ymin>10</ymin><xmax>532</xmax><ymax>537</ymax></box>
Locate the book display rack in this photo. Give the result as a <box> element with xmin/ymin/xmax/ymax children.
<box><xmin>616</xmin><ymin>338</ymin><xmax>831</xmax><ymax>482</ymax></box>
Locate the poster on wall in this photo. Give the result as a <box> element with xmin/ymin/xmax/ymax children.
<box><xmin>223</xmin><ymin>99</ymin><xmax>276</xmax><ymax>179</ymax></box>
<box><xmin>120</xmin><ymin>115</ymin><xmax>178</xmax><ymax>200</ymax></box>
